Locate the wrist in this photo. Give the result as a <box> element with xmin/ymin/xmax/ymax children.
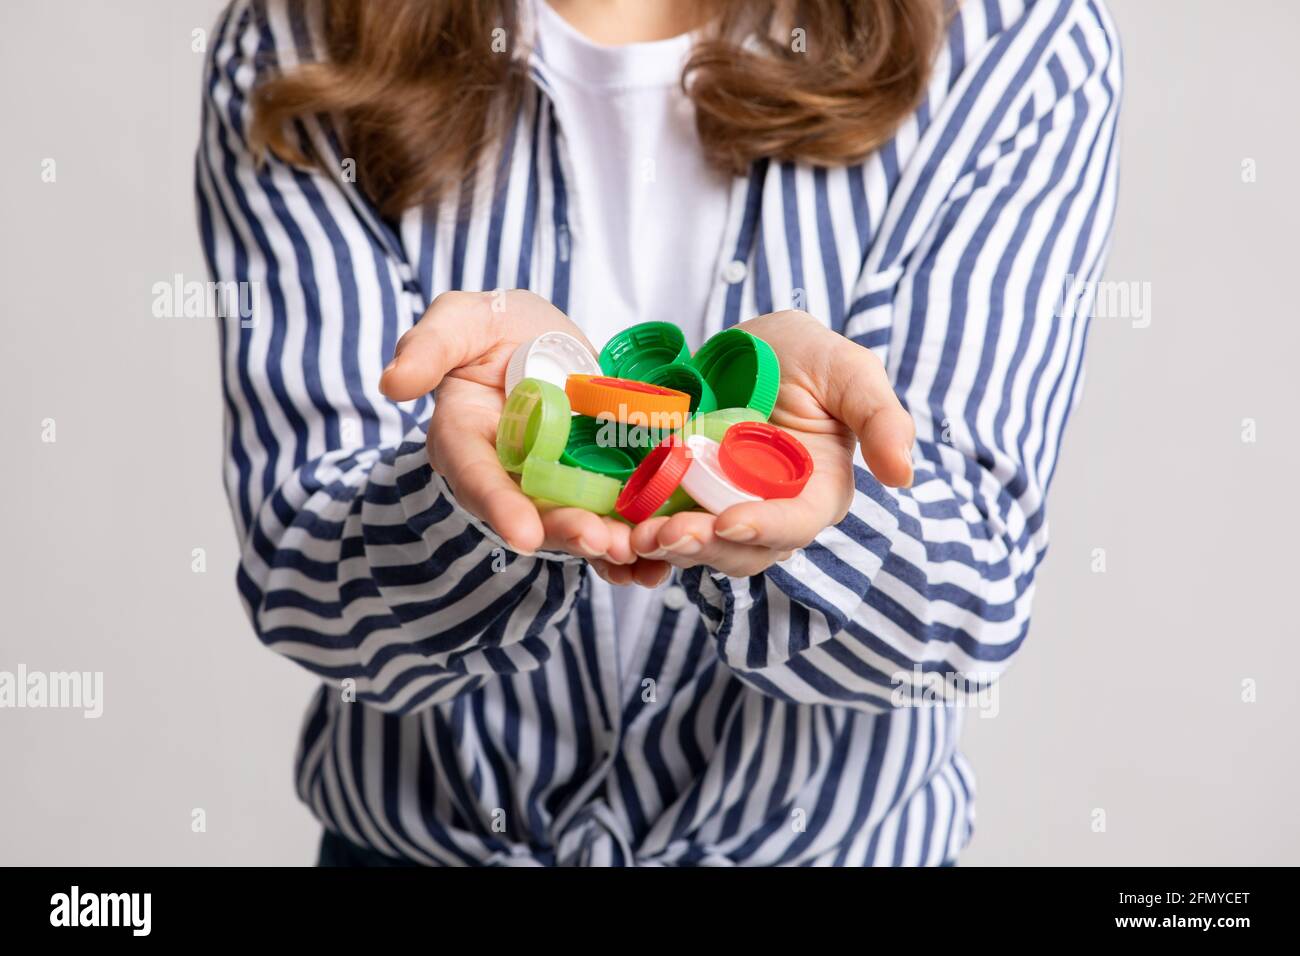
<box><xmin>433</xmin><ymin>473</ymin><xmax>585</xmax><ymax>566</ymax></box>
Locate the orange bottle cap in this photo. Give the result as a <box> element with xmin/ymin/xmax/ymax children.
<box><xmin>565</xmin><ymin>374</ymin><xmax>691</xmax><ymax>431</ymax></box>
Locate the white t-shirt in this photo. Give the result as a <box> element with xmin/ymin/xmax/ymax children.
<box><xmin>532</xmin><ymin>0</ymin><xmax>731</xmax><ymax>633</ymax></box>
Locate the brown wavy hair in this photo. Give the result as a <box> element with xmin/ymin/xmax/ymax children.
<box><xmin>251</xmin><ymin>0</ymin><xmax>944</xmax><ymax>218</ymax></box>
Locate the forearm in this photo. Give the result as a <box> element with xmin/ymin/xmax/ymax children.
<box><xmin>241</xmin><ymin>421</ymin><xmax>584</xmax><ymax>713</ymax></box>
<box><xmin>686</xmin><ymin>455</ymin><xmax>1034</xmax><ymax>710</ymax></box>
<box><xmin>687</xmin><ymin>0</ymin><xmax>1120</xmax><ymax>710</ymax></box>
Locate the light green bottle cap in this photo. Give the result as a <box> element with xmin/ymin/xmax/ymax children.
<box><xmin>679</xmin><ymin>407</ymin><xmax>767</xmax><ymax>444</ymax></box>
<box><xmin>599</xmin><ymin>321</ymin><xmax>690</xmax><ymax>380</ymax></box>
<box><xmin>651</xmin><ymin>486</ymin><xmax>697</xmax><ymax>517</ymax></box>
<box><xmin>522</xmin><ymin>458</ymin><xmax>624</xmax><ymax>515</ymax></box>
<box><xmin>496</xmin><ymin>378</ymin><xmax>571</xmax><ymax>474</ymax></box>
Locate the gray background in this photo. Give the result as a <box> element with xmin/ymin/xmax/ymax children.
<box><xmin>1</xmin><ymin>0</ymin><xmax>1296</xmax><ymax>865</ymax></box>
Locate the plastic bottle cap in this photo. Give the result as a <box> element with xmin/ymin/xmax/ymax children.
<box><xmin>642</xmin><ymin>362</ymin><xmax>718</xmax><ymax>415</ymax></box>
<box><xmin>651</xmin><ymin>485</ymin><xmax>697</xmax><ymax>518</ymax></box>
<box><xmin>607</xmin><ymin>483</ymin><xmax>697</xmax><ymax>526</ymax></box>
<box><xmin>560</xmin><ymin>415</ymin><xmax>639</xmax><ymax>480</ymax></box>
<box><xmin>688</xmin><ymin>328</ymin><xmax>780</xmax><ymax>418</ymax></box>
<box><xmin>614</xmin><ymin>433</ymin><xmax>691</xmax><ymax>523</ymax></box>
<box><xmin>522</xmin><ymin>458</ymin><xmax>623</xmax><ymax>515</ymax></box>
<box><xmin>598</xmin><ymin>321</ymin><xmax>690</xmax><ymax>380</ymax></box>
<box><xmin>680</xmin><ymin>435</ymin><xmax>762</xmax><ymax>515</ymax></box>
<box><xmin>566</xmin><ymin>374</ymin><xmax>691</xmax><ymax>430</ymax></box>
<box><xmin>496</xmin><ymin>378</ymin><xmax>571</xmax><ymax>474</ymax></box>
<box><xmin>679</xmin><ymin>407</ymin><xmax>767</xmax><ymax>445</ymax></box>
<box><xmin>718</xmin><ymin>422</ymin><xmax>813</xmax><ymax>499</ymax></box>
<box><xmin>505</xmin><ymin>331</ymin><xmax>602</xmax><ymax>393</ymax></box>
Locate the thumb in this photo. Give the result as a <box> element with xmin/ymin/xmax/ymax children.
<box><xmin>379</xmin><ymin>292</ymin><xmax>493</xmax><ymax>401</ymax></box>
<box><xmin>825</xmin><ymin>341</ymin><xmax>915</xmax><ymax>488</ymax></box>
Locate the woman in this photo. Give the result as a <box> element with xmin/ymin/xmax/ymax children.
<box><xmin>197</xmin><ymin>0</ymin><xmax>1119</xmax><ymax>865</ymax></box>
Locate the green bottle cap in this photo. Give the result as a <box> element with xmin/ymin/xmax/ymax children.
<box><xmin>688</xmin><ymin>328</ymin><xmax>780</xmax><ymax>418</ymax></box>
<box><xmin>496</xmin><ymin>378</ymin><xmax>571</xmax><ymax>474</ymax></box>
<box><xmin>680</xmin><ymin>407</ymin><xmax>767</xmax><ymax>444</ymax></box>
<box><xmin>599</xmin><ymin>321</ymin><xmax>690</xmax><ymax>380</ymax></box>
<box><xmin>642</xmin><ymin>362</ymin><xmax>718</xmax><ymax>415</ymax></box>
<box><xmin>626</xmin><ymin>426</ymin><xmax>667</xmax><ymax>461</ymax></box>
<box><xmin>522</xmin><ymin>458</ymin><xmax>623</xmax><ymax>515</ymax></box>
<box><xmin>560</xmin><ymin>415</ymin><xmax>640</xmax><ymax>480</ymax></box>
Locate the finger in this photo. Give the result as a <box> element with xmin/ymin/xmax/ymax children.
<box><xmin>713</xmin><ymin>469</ymin><xmax>844</xmax><ymax>552</ymax></box>
<box><xmin>589</xmin><ymin>558</ymin><xmax>636</xmax><ymax>586</ymax></box>
<box><xmin>537</xmin><ymin>506</ymin><xmax>643</xmax><ymax>563</ymax></box>
<box><xmin>859</xmin><ymin>402</ymin><xmax>916</xmax><ymax>488</ymax></box>
<box><xmin>598</xmin><ymin>517</ymin><xmax>638</xmax><ymax>565</ymax></box>
<box><xmin>636</xmin><ymin>511</ymin><xmax>780</xmax><ymax>578</ymax></box>
<box><xmin>538</xmin><ymin>506</ymin><xmax>614</xmax><ymax>557</ymax></box>
<box><xmin>630</xmin><ymin>558</ymin><xmax>672</xmax><ymax>588</ymax></box>
<box><xmin>590</xmin><ymin>557</ymin><xmax>671</xmax><ymax>587</ymax></box>
<box><xmin>380</xmin><ymin>291</ymin><xmax>493</xmax><ymax>401</ymax></box>
<box><xmin>629</xmin><ymin>515</ymin><xmax>673</xmax><ymax>559</ymax></box>
<box><xmin>826</xmin><ymin>345</ymin><xmax>915</xmax><ymax>488</ymax></box>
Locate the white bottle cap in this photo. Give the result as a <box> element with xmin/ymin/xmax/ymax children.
<box><xmin>681</xmin><ymin>435</ymin><xmax>762</xmax><ymax>515</ymax></box>
<box><xmin>504</xmin><ymin>332</ymin><xmax>601</xmax><ymax>393</ymax></box>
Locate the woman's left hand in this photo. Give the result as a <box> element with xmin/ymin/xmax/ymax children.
<box><xmin>628</xmin><ymin>311</ymin><xmax>916</xmax><ymax>577</ymax></box>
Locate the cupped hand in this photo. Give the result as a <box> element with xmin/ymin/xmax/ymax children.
<box><xmin>629</xmin><ymin>310</ymin><xmax>915</xmax><ymax>577</ymax></box>
<box><xmin>379</xmin><ymin>289</ymin><xmax>669</xmax><ymax>581</ymax></box>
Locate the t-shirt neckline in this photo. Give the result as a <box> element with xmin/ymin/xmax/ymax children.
<box><xmin>533</xmin><ymin>0</ymin><xmax>695</xmax><ymax>89</ymax></box>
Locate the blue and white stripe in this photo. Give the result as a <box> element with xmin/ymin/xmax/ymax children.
<box><xmin>197</xmin><ymin>0</ymin><xmax>1120</xmax><ymax>865</ymax></box>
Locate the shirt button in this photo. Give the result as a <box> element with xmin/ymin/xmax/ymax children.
<box><xmin>662</xmin><ymin>586</ymin><xmax>687</xmax><ymax>611</ymax></box>
<box><xmin>721</xmin><ymin>259</ymin><xmax>748</xmax><ymax>284</ymax></box>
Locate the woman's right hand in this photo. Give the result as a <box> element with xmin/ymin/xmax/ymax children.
<box><xmin>379</xmin><ymin>290</ymin><xmax>669</xmax><ymax>585</ymax></box>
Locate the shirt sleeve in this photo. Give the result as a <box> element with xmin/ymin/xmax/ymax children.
<box><xmin>685</xmin><ymin>0</ymin><xmax>1122</xmax><ymax>711</ymax></box>
<box><xmin>196</xmin><ymin>0</ymin><xmax>584</xmax><ymax>715</ymax></box>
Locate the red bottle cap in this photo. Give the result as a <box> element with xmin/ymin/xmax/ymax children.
<box><xmin>614</xmin><ymin>433</ymin><xmax>691</xmax><ymax>522</ymax></box>
<box><xmin>717</xmin><ymin>422</ymin><xmax>813</xmax><ymax>499</ymax></box>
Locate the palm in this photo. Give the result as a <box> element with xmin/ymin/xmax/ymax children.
<box><xmin>399</xmin><ymin>293</ymin><xmax>656</xmax><ymax>576</ymax></box>
<box><xmin>626</xmin><ymin>312</ymin><xmax>913</xmax><ymax>572</ymax></box>
<box><xmin>386</xmin><ymin>299</ymin><xmax>910</xmax><ymax>580</ymax></box>
<box><xmin>426</xmin><ymin>376</ymin><xmax>505</xmax><ymax>479</ymax></box>
<box><xmin>416</xmin><ymin>289</ymin><xmax>588</xmax><ymax>498</ymax></box>
<box><xmin>764</xmin><ymin>380</ymin><xmax>858</xmax><ymax>526</ymax></box>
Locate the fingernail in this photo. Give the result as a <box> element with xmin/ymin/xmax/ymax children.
<box><xmin>898</xmin><ymin>446</ymin><xmax>915</xmax><ymax>489</ymax></box>
<box><xmin>382</xmin><ymin>358</ymin><xmax>398</xmax><ymax>375</ymax></box>
<box><xmin>639</xmin><ymin>547</ymin><xmax>669</xmax><ymax>560</ymax></box>
<box><xmin>571</xmin><ymin>537</ymin><xmax>605</xmax><ymax>559</ymax></box>
<box><xmin>663</xmin><ymin>535</ymin><xmax>701</xmax><ymax>556</ymax></box>
<box><xmin>716</xmin><ymin>524</ymin><xmax>756</xmax><ymax>543</ymax></box>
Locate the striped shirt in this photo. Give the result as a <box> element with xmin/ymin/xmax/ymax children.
<box><xmin>196</xmin><ymin>0</ymin><xmax>1121</xmax><ymax>865</ymax></box>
